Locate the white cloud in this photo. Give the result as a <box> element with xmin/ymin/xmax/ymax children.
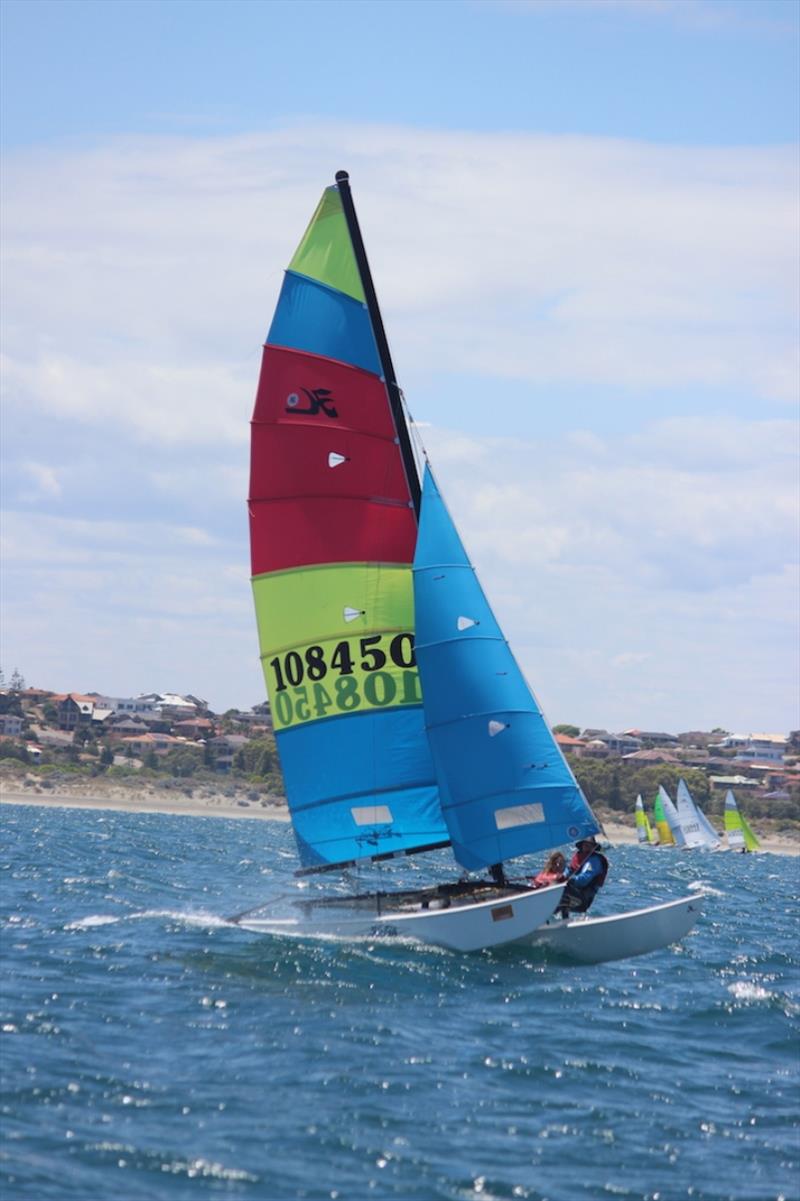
<box><xmin>1</xmin><ymin>124</ymin><xmax>797</xmax><ymax>727</ymax></box>
<box><xmin>19</xmin><ymin>461</ymin><xmax>62</xmax><ymax>501</ymax></box>
<box><xmin>2</xmin><ymin>126</ymin><xmax>797</xmax><ymax>452</ymax></box>
<box><xmin>422</xmin><ymin>417</ymin><xmax>798</xmax><ymax>729</ymax></box>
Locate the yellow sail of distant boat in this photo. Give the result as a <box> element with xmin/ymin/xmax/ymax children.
<box><xmin>724</xmin><ymin>790</ymin><xmax>761</xmax><ymax>852</ymax></box>
<box><xmin>653</xmin><ymin>789</ymin><xmax>676</xmax><ymax>845</ymax></box>
<box><xmin>635</xmin><ymin>794</ymin><xmax>659</xmax><ymax>845</ymax></box>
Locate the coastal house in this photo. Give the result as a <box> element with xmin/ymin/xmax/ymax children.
<box><xmin>712</xmin><ymin>733</ymin><xmax>787</xmax><ymax>764</ymax></box>
<box><xmin>95</xmin><ymin>695</ymin><xmax>160</xmax><ymax>718</ymax></box>
<box><xmin>622</xmin><ymin>748</ymin><xmax>681</xmax><ymax>764</ymax></box>
<box><xmin>622</xmin><ymin>729</ymin><xmax>678</xmax><ymax>746</ymax></box>
<box><xmin>590</xmin><ymin>733</ymin><xmax>643</xmax><ymax>756</ymax></box>
<box><xmin>138</xmin><ymin>693</ymin><xmax>205</xmax><ymax>720</ymax></box>
<box><xmin>107</xmin><ymin>717</ymin><xmax>151</xmax><ymax>737</ymax></box>
<box><xmin>55</xmin><ymin>694</ymin><xmax>97</xmax><ymax>731</ymax></box>
<box><xmin>554</xmin><ymin>733</ymin><xmax>586</xmax><ymax>756</ymax></box>
<box><xmin>118</xmin><ymin>733</ymin><xmax>183</xmax><ymax>757</ymax></box>
<box><xmin>173</xmin><ymin>717</ymin><xmax>215</xmax><ymax>740</ymax></box>
<box><xmin>0</xmin><ymin>714</ymin><xmax>24</xmax><ymax>737</ymax></box>
<box><xmin>208</xmin><ymin>734</ymin><xmax>249</xmax><ymax>772</ymax></box>
<box><xmin>582</xmin><ymin>739</ymin><xmax>611</xmax><ymax>759</ymax></box>
<box><xmin>709</xmin><ymin>774</ymin><xmax>759</xmax><ymax>792</ymax></box>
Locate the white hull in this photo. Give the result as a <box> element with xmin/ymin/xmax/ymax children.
<box><xmin>519</xmin><ymin>894</ymin><xmax>702</xmax><ymax>964</ymax></box>
<box><xmin>233</xmin><ymin>882</ymin><xmax>565</xmax><ymax>952</ymax></box>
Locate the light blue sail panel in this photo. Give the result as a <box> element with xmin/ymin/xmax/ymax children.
<box><xmin>413</xmin><ymin>466</ymin><xmax>598</xmax><ymax>871</ymax></box>
<box><xmin>266</xmin><ymin>271</ymin><xmax>381</xmax><ymax>376</ymax></box>
<box><xmin>277</xmin><ymin>707</ymin><xmax>448</xmax><ymax>867</ymax></box>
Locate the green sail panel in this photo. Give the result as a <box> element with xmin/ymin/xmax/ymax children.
<box><xmin>252</xmin><ymin>564</ymin><xmax>421</xmax><ymax>733</ymax></box>
<box><xmin>288</xmin><ymin>186</ymin><xmax>366</xmax><ymax>303</ymax></box>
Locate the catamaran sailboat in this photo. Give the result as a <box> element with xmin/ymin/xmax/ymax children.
<box><xmin>724</xmin><ymin>789</ymin><xmax>760</xmax><ymax>852</ymax></box>
<box><xmin>635</xmin><ymin>793</ymin><xmax>659</xmax><ymax>845</ymax></box>
<box><xmin>676</xmin><ymin>778</ymin><xmax>721</xmax><ymax>851</ymax></box>
<box><xmin>231</xmin><ymin>172</ymin><xmax>702</xmax><ymax>958</ymax></box>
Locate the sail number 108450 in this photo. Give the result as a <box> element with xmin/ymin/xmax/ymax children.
<box><xmin>266</xmin><ymin>633</ymin><xmax>421</xmax><ymax>730</ymax></box>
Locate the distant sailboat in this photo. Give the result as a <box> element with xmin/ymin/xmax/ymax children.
<box><xmin>724</xmin><ymin>790</ymin><xmax>760</xmax><ymax>852</ymax></box>
<box><xmin>635</xmin><ymin>794</ymin><xmax>659</xmax><ymax>845</ymax></box>
<box><xmin>676</xmin><ymin>778</ymin><xmax>721</xmax><ymax>850</ymax></box>
<box><xmin>654</xmin><ymin>785</ymin><xmax>685</xmax><ymax>847</ymax></box>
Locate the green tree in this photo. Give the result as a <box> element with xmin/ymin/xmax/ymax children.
<box><xmin>99</xmin><ymin>746</ymin><xmax>114</xmax><ymax>767</ymax></box>
<box><xmin>234</xmin><ymin>737</ymin><xmax>277</xmax><ymax>777</ymax></box>
<box><xmin>553</xmin><ymin>724</ymin><xmax>581</xmax><ymax>738</ymax></box>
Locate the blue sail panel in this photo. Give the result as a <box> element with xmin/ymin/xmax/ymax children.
<box><xmin>413</xmin><ymin>466</ymin><xmax>599</xmax><ymax>870</ymax></box>
<box><xmin>277</xmin><ymin>707</ymin><xmax>448</xmax><ymax>867</ymax></box>
<box><xmin>267</xmin><ymin>271</ymin><xmax>381</xmax><ymax>376</ymax></box>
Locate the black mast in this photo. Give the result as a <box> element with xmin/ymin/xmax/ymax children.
<box><xmin>335</xmin><ymin>169</ymin><xmax>422</xmax><ymax>518</ymax></box>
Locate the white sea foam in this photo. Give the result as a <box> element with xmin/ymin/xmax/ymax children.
<box><xmin>65</xmin><ymin>915</ymin><xmax>120</xmax><ymax>930</ymax></box>
<box><xmin>132</xmin><ymin>908</ymin><xmax>232</xmax><ymax>930</ymax></box>
<box><xmin>727</xmin><ymin>980</ymin><xmax>774</xmax><ymax>1004</ymax></box>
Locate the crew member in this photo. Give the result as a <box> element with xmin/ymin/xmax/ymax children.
<box><xmin>557</xmin><ymin>836</ymin><xmax>608</xmax><ymax>916</ymax></box>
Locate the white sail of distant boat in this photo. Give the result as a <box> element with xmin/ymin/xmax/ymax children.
<box><xmin>724</xmin><ymin>790</ymin><xmax>761</xmax><ymax>852</ymax></box>
<box><xmin>658</xmin><ymin>785</ymin><xmax>686</xmax><ymax>848</ymax></box>
<box><xmin>676</xmin><ymin>778</ymin><xmax>721</xmax><ymax>850</ymax></box>
<box><xmin>635</xmin><ymin>794</ymin><xmax>658</xmax><ymax>845</ymax></box>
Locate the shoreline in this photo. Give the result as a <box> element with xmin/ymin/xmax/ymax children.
<box><xmin>2</xmin><ymin>784</ymin><xmax>797</xmax><ymax>856</ymax></box>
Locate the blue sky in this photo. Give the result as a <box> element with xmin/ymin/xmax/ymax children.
<box><xmin>1</xmin><ymin>0</ymin><xmax>798</xmax><ymax>732</ymax></box>
<box><xmin>2</xmin><ymin>0</ymin><xmax>798</xmax><ymax>147</ymax></box>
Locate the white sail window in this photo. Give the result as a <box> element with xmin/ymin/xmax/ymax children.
<box><xmin>457</xmin><ymin>616</ymin><xmax>478</xmax><ymax>631</ymax></box>
<box><xmin>351</xmin><ymin>806</ymin><xmax>393</xmax><ymax>826</ymax></box>
<box><xmin>495</xmin><ymin>803</ymin><xmax>545</xmax><ymax>830</ymax></box>
<box><xmin>343</xmin><ymin>607</ymin><xmax>364</xmax><ymax>623</ymax></box>
<box><xmin>328</xmin><ymin>452</ymin><xmax>347</xmax><ymax>468</ymax></box>
<box><xmin>488</xmin><ymin>720</ymin><xmax>508</xmax><ymax>738</ymax></box>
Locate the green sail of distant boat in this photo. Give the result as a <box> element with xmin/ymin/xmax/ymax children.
<box><xmin>635</xmin><ymin>794</ymin><xmax>659</xmax><ymax>845</ymax></box>
<box><xmin>653</xmin><ymin>788</ymin><xmax>676</xmax><ymax>846</ymax></box>
<box><xmin>724</xmin><ymin>790</ymin><xmax>760</xmax><ymax>852</ymax></box>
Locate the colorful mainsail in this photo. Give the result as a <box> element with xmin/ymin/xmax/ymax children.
<box><xmin>724</xmin><ymin>790</ymin><xmax>760</xmax><ymax>852</ymax></box>
<box><xmin>249</xmin><ymin>178</ymin><xmax>447</xmax><ymax>867</ymax></box>
<box><xmin>653</xmin><ymin>786</ymin><xmax>683</xmax><ymax>847</ymax></box>
<box><xmin>413</xmin><ymin>467</ymin><xmax>598</xmax><ymax>871</ymax></box>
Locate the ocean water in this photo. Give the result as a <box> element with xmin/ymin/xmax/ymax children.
<box><xmin>1</xmin><ymin>805</ymin><xmax>798</xmax><ymax>1201</ymax></box>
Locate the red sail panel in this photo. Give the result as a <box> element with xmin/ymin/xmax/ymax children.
<box><xmin>250</xmin><ymin>496</ymin><xmax>417</xmax><ymax>575</ymax></box>
<box><xmin>253</xmin><ymin>346</ymin><xmax>398</xmax><ymax>439</ymax></box>
<box><xmin>250</xmin><ymin>426</ymin><xmax>411</xmax><ymax>505</ymax></box>
<box><xmin>250</xmin><ymin>345</ymin><xmax>417</xmax><ymax>575</ymax></box>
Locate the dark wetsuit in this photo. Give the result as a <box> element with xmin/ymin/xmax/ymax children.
<box><xmin>558</xmin><ymin>850</ymin><xmax>608</xmax><ymax>915</ymax></box>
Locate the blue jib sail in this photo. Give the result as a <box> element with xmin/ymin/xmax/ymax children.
<box><xmin>413</xmin><ymin>466</ymin><xmax>599</xmax><ymax>871</ymax></box>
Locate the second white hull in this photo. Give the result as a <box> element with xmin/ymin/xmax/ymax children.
<box><xmin>519</xmin><ymin>894</ymin><xmax>703</xmax><ymax>964</ymax></box>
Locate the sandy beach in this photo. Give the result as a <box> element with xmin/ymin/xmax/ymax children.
<box><xmin>2</xmin><ymin>776</ymin><xmax>797</xmax><ymax>855</ymax></box>
<box><xmin>0</xmin><ymin>779</ymin><xmax>289</xmax><ymax>824</ymax></box>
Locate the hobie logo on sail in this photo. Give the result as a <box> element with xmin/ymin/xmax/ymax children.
<box><xmin>285</xmin><ymin>387</ymin><xmax>338</xmax><ymax>418</ymax></box>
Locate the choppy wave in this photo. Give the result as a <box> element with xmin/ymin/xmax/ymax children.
<box><xmin>2</xmin><ymin>804</ymin><xmax>798</xmax><ymax>1201</ymax></box>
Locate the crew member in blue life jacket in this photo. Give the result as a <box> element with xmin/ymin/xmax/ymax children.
<box><xmin>557</xmin><ymin>835</ymin><xmax>609</xmax><ymax>916</ymax></box>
